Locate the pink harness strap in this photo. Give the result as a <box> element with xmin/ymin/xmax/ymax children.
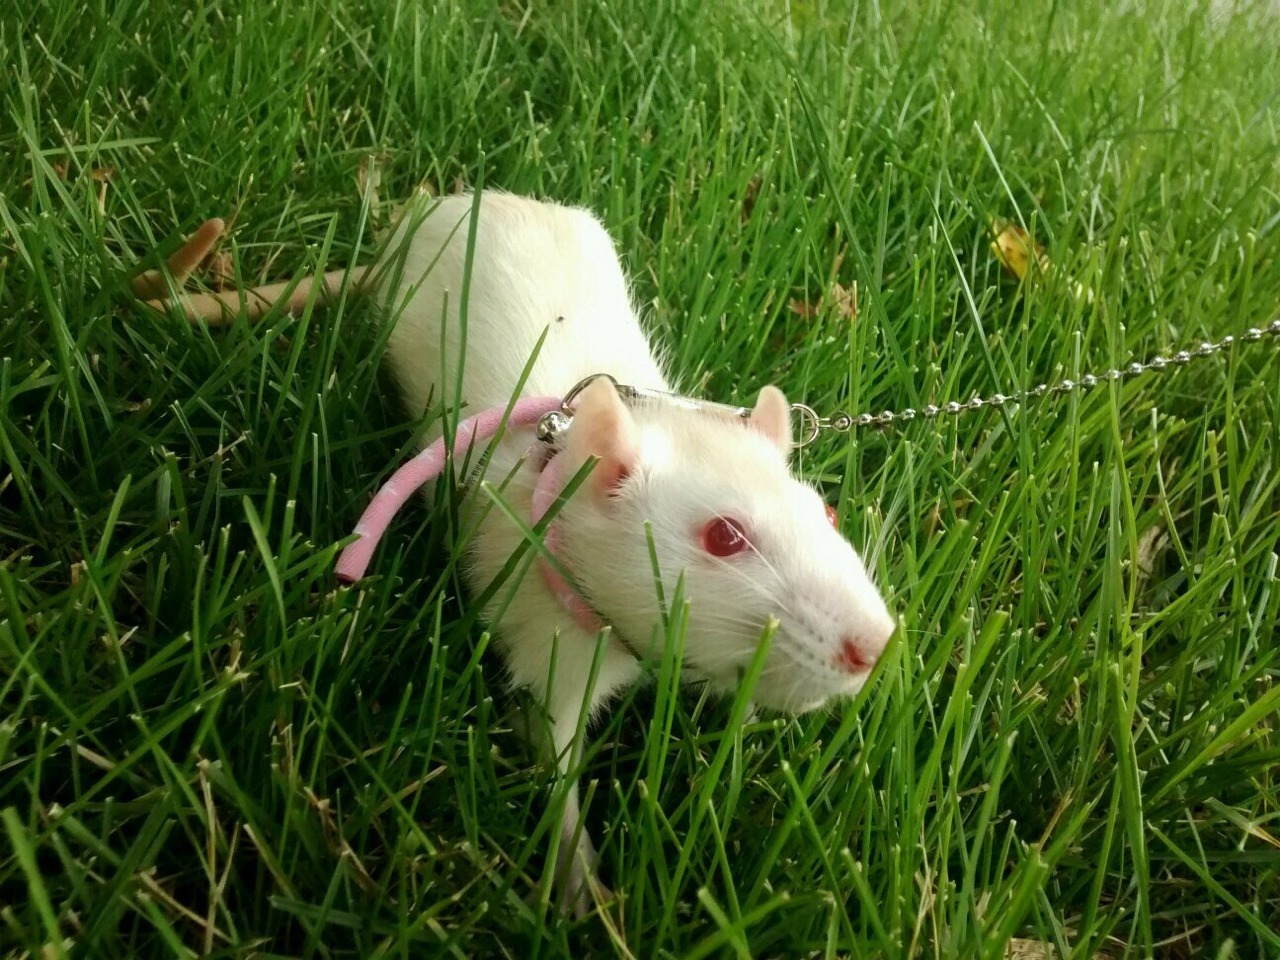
<box><xmin>335</xmin><ymin>397</ymin><xmax>561</xmax><ymax>582</ymax></box>
<box><xmin>335</xmin><ymin>396</ymin><xmax>605</xmax><ymax>634</ymax></box>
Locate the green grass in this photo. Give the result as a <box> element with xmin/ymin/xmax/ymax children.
<box><xmin>3</xmin><ymin>0</ymin><xmax>1280</xmax><ymax>955</ymax></box>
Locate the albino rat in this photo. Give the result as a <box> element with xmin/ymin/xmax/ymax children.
<box><xmin>359</xmin><ymin>190</ymin><xmax>896</xmax><ymax>917</ymax></box>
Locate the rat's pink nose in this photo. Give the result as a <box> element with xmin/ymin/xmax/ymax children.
<box><xmin>835</xmin><ymin>637</ymin><xmax>875</xmax><ymax>674</ymax></box>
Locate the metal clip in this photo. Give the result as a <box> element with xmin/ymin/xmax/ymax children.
<box><xmin>538</xmin><ymin>373</ymin><xmax>763</xmax><ymax>445</ymax></box>
<box><xmin>790</xmin><ymin>403</ymin><xmax>822</xmax><ymax>449</ymax></box>
<box><xmin>536</xmin><ymin>373</ymin><xmax>617</xmax><ymax>444</ymax></box>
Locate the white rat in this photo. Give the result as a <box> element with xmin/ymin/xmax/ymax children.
<box><xmin>371</xmin><ymin>190</ymin><xmax>896</xmax><ymax>917</ymax></box>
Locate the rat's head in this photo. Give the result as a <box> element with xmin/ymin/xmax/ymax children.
<box><xmin>554</xmin><ymin>378</ymin><xmax>896</xmax><ymax>714</ymax></box>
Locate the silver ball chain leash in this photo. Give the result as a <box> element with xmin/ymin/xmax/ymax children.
<box><xmin>790</xmin><ymin>318</ymin><xmax>1280</xmax><ymax>447</ymax></box>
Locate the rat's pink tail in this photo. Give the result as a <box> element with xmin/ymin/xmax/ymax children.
<box><xmin>335</xmin><ymin>396</ymin><xmax>562</xmax><ymax>582</ymax></box>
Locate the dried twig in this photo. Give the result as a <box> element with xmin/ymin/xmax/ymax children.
<box><xmin>145</xmin><ymin>268</ymin><xmax>372</xmax><ymax>326</ymax></box>
<box><xmin>133</xmin><ymin>217</ymin><xmax>374</xmax><ymax>324</ymax></box>
<box><xmin>131</xmin><ymin>217</ymin><xmax>226</xmax><ymax>299</ymax></box>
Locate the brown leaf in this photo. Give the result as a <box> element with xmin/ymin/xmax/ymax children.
<box><xmin>788</xmin><ymin>297</ymin><xmax>820</xmax><ymax>319</ymax></box>
<box><xmin>789</xmin><ymin>247</ymin><xmax>858</xmax><ymax>321</ymax></box>
<box><xmin>832</xmin><ymin>281</ymin><xmax>857</xmax><ymax>321</ymax></box>
<box><xmin>1005</xmin><ymin>937</ymin><xmax>1056</xmax><ymax>959</ymax></box>
<box><xmin>356</xmin><ymin>153</ymin><xmax>387</xmax><ymax>204</ymax></box>
<box><xmin>789</xmin><ymin>281</ymin><xmax>858</xmax><ymax>322</ymax></box>
<box><xmin>741</xmin><ymin>174</ymin><xmax>762</xmax><ymax>224</ymax></box>
<box><xmin>1134</xmin><ymin>524</ymin><xmax>1169</xmax><ymax>587</ymax></box>
<box><xmin>924</xmin><ymin>500</ymin><xmax>942</xmax><ymax>538</ymax></box>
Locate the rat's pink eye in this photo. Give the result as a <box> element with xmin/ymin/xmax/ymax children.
<box><xmin>701</xmin><ymin>517</ymin><xmax>750</xmax><ymax>557</ymax></box>
<box><xmin>825</xmin><ymin>504</ymin><xmax>839</xmax><ymax>528</ymax></box>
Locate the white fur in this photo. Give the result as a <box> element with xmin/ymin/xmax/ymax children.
<box><xmin>377</xmin><ymin>191</ymin><xmax>895</xmax><ymax>916</ymax></box>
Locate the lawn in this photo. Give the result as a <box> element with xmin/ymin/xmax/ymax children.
<box><xmin>2</xmin><ymin>0</ymin><xmax>1279</xmax><ymax>956</ymax></box>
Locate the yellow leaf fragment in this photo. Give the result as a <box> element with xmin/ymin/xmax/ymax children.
<box><xmin>991</xmin><ymin>219</ymin><xmax>1049</xmax><ymax>281</ymax></box>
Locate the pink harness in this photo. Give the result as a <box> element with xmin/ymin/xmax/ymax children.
<box><xmin>334</xmin><ymin>397</ymin><xmax>605</xmax><ymax>634</ymax></box>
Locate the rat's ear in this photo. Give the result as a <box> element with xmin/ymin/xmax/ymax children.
<box><xmin>566</xmin><ymin>378</ymin><xmax>638</xmax><ymax>496</ymax></box>
<box><xmin>748</xmin><ymin>385</ymin><xmax>792</xmax><ymax>454</ymax></box>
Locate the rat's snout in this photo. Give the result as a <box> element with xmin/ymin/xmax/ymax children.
<box><xmin>835</xmin><ymin>637</ymin><xmax>873</xmax><ymax>674</ymax></box>
<box><xmin>833</xmin><ymin>612</ymin><xmax>897</xmax><ymax>676</ymax></box>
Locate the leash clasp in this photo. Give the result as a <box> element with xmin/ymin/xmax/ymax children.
<box><xmin>538</xmin><ymin>373</ymin><xmax>824</xmax><ymax>449</ymax></box>
<box><xmin>536</xmin><ymin>373</ymin><xmax>619</xmax><ymax>444</ymax></box>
